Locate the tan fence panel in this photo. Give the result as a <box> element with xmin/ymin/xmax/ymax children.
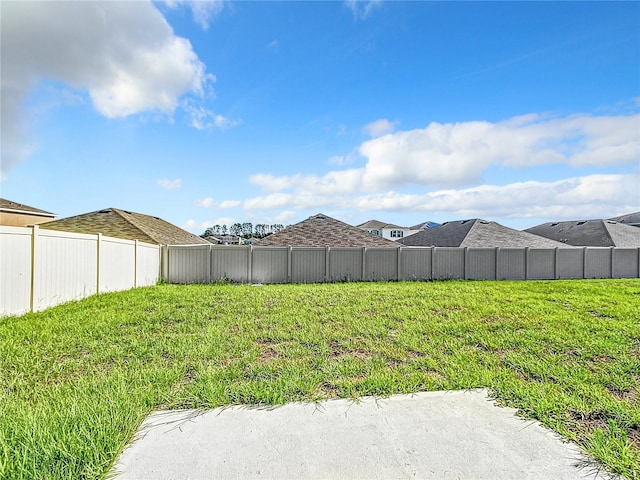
<box><xmin>585</xmin><ymin>248</ymin><xmax>612</xmax><ymax>279</ymax></box>
<box><xmin>291</xmin><ymin>248</ymin><xmax>326</xmax><ymax>283</ymax></box>
<box><xmin>526</xmin><ymin>249</ymin><xmax>556</xmax><ymax>280</ymax></box>
<box><xmin>252</xmin><ymin>247</ymin><xmax>288</xmax><ymax>284</ymax></box>
<box><xmin>399</xmin><ymin>247</ymin><xmax>432</xmax><ymax>281</ymax></box>
<box><xmin>364</xmin><ymin>248</ymin><xmax>398</xmax><ymax>281</ymax></box>
<box><xmin>612</xmin><ymin>248</ymin><xmax>638</xmax><ymax>279</ymax></box>
<box><xmin>432</xmin><ymin>248</ymin><xmax>465</xmax><ymax>280</ymax></box>
<box><xmin>466</xmin><ymin>248</ymin><xmax>497</xmax><ymax>280</ymax></box>
<box><xmin>211</xmin><ymin>246</ymin><xmax>250</xmax><ymax>283</ymax></box>
<box><xmin>557</xmin><ymin>248</ymin><xmax>584</xmax><ymax>279</ymax></box>
<box><xmin>329</xmin><ymin>248</ymin><xmax>363</xmax><ymax>282</ymax></box>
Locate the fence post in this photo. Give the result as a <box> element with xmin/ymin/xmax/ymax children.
<box><xmin>609</xmin><ymin>247</ymin><xmax>614</xmax><ymax>279</ymax></box>
<box><xmin>96</xmin><ymin>233</ymin><xmax>102</xmax><ymax>294</ymax></box>
<box><xmin>287</xmin><ymin>246</ymin><xmax>292</xmax><ymax>283</ymax></box>
<box><xmin>554</xmin><ymin>247</ymin><xmax>559</xmax><ymax>280</ymax></box>
<box><xmin>582</xmin><ymin>247</ymin><xmax>587</xmax><ymax>279</ymax></box>
<box><xmin>134</xmin><ymin>240</ymin><xmax>139</xmax><ymax>288</ymax></box>
<box><xmin>362</xmin><ymin>247</ymin><xmax>367</xmax><ymax>281</ymax></box>
<box><xmin>247</xmin><ymin>245</ymin><xmax>252</xmax><ymax>284</ymax></box>
<box><xmin>494</xmin><ymin>247</ymin><xmax>500</xmax><ymax>280</ymax></box>
<box><xmin>524</xmin><ymin>247</ymin><xmax>529</xmax><ymax>280</ymax></box>
<box><xmin>463</xmin><ymin>247</ymin><xmax>469</xmax><ymax>280</ymax></box>
<box><xmin>431</xmin><ymin>247</ymin><xmax>435</xmax><ymax>279</ymax></box>
<box><xmin>397</xmin><ymin>247</ymin><xmax>402</xmax><ymax>281</ymax></box>
<box><xmin>29</xmin><ymin>225</ymin><xmax>38</xmax><ymax>313</ymax></box>
<box><xmin>325</xmin><ymin>246</ymin><xmax>331</xmax><ymax>282</ymax></box>
<box><xmin>207</xmin><ymin>244</ymin><xmax>212</xmax><ymax>284</ymax></box>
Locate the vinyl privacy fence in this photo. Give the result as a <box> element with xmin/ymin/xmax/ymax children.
<box><xmin>163</xmin><ymin>245</ymin><xmax>640</xmax><ymax>284</ymax></box>
<box><xmin>1</xmin><ymin>225</ymin><xmax>160</xmax><ymax>317</ymax></box>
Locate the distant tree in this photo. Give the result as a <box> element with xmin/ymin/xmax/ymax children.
<box><xmin>200</xmin><ymin>227</ymin><xmax>214</xmax><ymax>238</ymax></box>
<box><xmin>271</xmin><ymin>224</ymin><xmax>284</xmax><ymax>233</ymax></box>
<box><xmin>242</xmin><ymin>222</ymin><xmax>253</xmax><ymax>237</ymax></box>
<box><xmin>254</xmin><ymin>224</ymin><xmax>266</xmax><ymax>238</ymax></box>
<box><xmin>221</xmin><ymin>224</ymin><xmax>228</xmax><ymax>235</ymax></box>
<box><xmin>230</xmin><ymin>223</ymin><xmax>242</xmax><ymax>236</ymax></box>
<box><xmin>212</xmin><ymin>225</ymin><xmax>221</xmax><ymax>235</ymax></box>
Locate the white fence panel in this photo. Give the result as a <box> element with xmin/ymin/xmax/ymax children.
<box><xmin>137</xmin><ymin>242</ymin><xmax>161</xmax><ymax>287</ymax></box>
<box><xmin>33</xmin><ymin>229</ymin><xmax>98</xmax><ymax>311</ymax></box>
<box><xmin>211</xmin><ymin>247</ymin><xmax>249</xmax><ymax>282</ymax></box>
<box><xmin>557</xmin><ymin>248</ymin><xmax>584</xmax><ymax>279</ymax></box>
<box><xmin>291</xmin><ymin>248</ymin><xmax>326</xmax><ymax>283</ymax></box>
<box><xmin>612</xmin><ymin>248</ymin><xmax>638</xmax><ymax>279</ymax></box>
<box><xmin>365</xmin><ymin>248</ymin><xmax>398</xmax><ymax>281</ymax></box>
<box><xmin>1</xmin><ymin>226</ymin><xmax>161</xmax><ymax>317</ymax></box>
<box><xmin>329</xmin><ymin>248</ymin><xmax>363</xmax><ymax>282</ymax></box>
<box><xmin>432</xmin><ymin>248</ymin><xmax>465</xmax><ymax>280</ymax></box>
<box><xmin>252</xmin><ymin>247</ymin><xmax>288</xmax><ymax>284</ymax></box>
<box><xmin>585</xmin><ymin>248</ymin><xmax>612</xmax><ymax>279</ymax></box>
<box><xmin>399</xmin><ymin>247</ymin><xmax>432</xmax><ymax>281</ymax></box>
<box><xmin>526</xmin><ymin>249</ymin><xmax>556</xmax><ymax>280</ymax></box>
<box><xmin>0</xmin><ymin>226</ymin><xmax>32</xmax><ymax>316</ymax></box>
<box><xmin>100</xmin><ymin>236</ymin><xmax>135</xmax><ymax>293</ymax></box>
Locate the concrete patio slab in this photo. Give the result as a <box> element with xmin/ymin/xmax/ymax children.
<box><xmin>111</xmin><ymin>389</ymin><xmax>614</xmax><ymax>479</ymax></box>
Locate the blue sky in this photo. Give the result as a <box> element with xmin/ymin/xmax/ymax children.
<box><xmin>2</xmin><ymin>0</ymin><xmax>639</xmax><ymax>233</ymax></box>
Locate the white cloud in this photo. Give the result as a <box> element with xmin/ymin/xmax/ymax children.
<box><xmin>157</xmin><ymin>178</ymin><xmax>182</xmax><ymax>190</ymax></box>
<box><xmin>247</xmin><ymin>112</ymin><xmax>639</xmax><ymax>195</ymax></box>
<box><xmin>163</xmin><ymin>1</ymin><xmax>225</xmax><ymax>30</ymax></box>
<box><xmin>1</xmin><ymin>1</ymin><xmax>214</xmax><ymax>176</ymax></box>
<box><xmin>184</xmin><ymin>103</ymin><xmax>241</xmax><ymax>131</ymax></box>
<box><xmin>195</xmin><ymin>197</ymin><xmax>241</xmax><ymax>209</ymax></box>
<box><xmin>345</xmin><ymin>0</ymin><xmax>383</xmax><ymax>20</ymax></box>
<box><xmin>328</xmin><ymin>155</ymin><xmax>346</xmax><ymax>166</ymax></box>
<box><xmin>363</xmin><ymin>118</ymin><xmax>397</xmax><ymax>137</ymax></box>
<box><xmin>241</xmin><ymin>172</ymin><xmax>639</xmax><ymax>221</ymax></box>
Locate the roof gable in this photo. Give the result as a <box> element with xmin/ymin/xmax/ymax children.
<box><xmin>524</xmin><ymin>219</ymin><xmax>640</xmax><ymax>247</ymax></box>
<box><xmin>400</xmin><ymin>219</ymin><xmax>568</xmax><ymax>248</ymax></box>
<box><xmin>399</xmin><ymin>219</ymin><xmax>477</xmax><ymax>247</ymax></box>
<box><xmin>0</xmin><ymin>198</ymin><xmax>55</xmax><ymax>217</ymax></box>
<box><xmin>40</xmin><ymin>208</ymin><xmax>208</xmax><ymax>245</ymax></box>
<box><xmin>525</xmin><ymin>220</ymin><xmax>616</xmax><ymax>247</ymax></box>
<box><xmin>255</xmin><ymin>213</ymin><xmax>399</xmax><ymax>247</ymax></box>
<box><xmin>609</xmin><ymin>211</ymin><xmax>640</xmax><ymax>227</ymax></box>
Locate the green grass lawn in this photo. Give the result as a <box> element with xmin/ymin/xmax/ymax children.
<box><xmin>1</xmin><ymin>279</ymin><xmax>639</xmax><ymax>479</ymax></box>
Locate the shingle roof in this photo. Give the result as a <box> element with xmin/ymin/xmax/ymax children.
<box><xmin>399</xmin><ymin>219</ymin><xmax>568</xmax><ymax>248</ymax></box>
<box><xmin>408</xmin><ymin>220</ymin><xmax>440</xmax><ymax>230</ymax></box>
<box><xmin>609</xmin><ymin>211</ymin><xmax>640</xmax><ymax>227</ymax></box>
<box><xmin>525</xmin><ymin>219</ymin><xmax>640</xmax><ymax>247</ymax></box>
<box><xmin>356</xmin><ymin>219</ymin><xmax>405</xmax><ymax>230</ymax></box>
<box><xmin>254</xmin><ymin>213</ymin><xmax>399</xmax><ymax>247</ymax></box>
<box><xmin>0</xmin><ymin>198</ymin><xmax>55</xmax><ymax>217</ymax></box>
<box><xmin>40</xmin><ymin>208</ymin><xmax>209</xmax><ymax>245</ymax></box>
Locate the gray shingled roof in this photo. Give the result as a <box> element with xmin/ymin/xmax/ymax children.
<box><xmin>0</xmin><ymin>198</ymin><xmax>55</xmax><ymax>217</ymax></box>
<box><xmin>609</xmin><ymin>211</ymin><xmax>640</xmax><ymax>227</ymax></box>
<box><xmin>356</xmin><ymin>219</ymin><xmax>406</xmax><ymax>230</ymax></box>
<box><xmin>399</xmin><ymin>219</ymin><xmax>569</xmax><ymax>248</ymax></box>
<box><xmin>40</xmin><ymin>208</ymin><xmax>209</xmax><ymax>245</ymax></box>
<box><xmin>408</xmin><ymin>220</ymin><xmax>439</xmax><ymax>230</ymax></box>
<box><xmin>525</xmin><ymin>219</ymin><xmax>640</xmax><ymax>247</ymax></box>
<box><xmin>254</xmin><ymin>213</ymin><xmax>399</xmax><ymax>247</ymax></box>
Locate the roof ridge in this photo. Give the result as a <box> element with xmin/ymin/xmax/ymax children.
<box><xmin>459</xmin><ymin>219</ymin><xmax>480</xmax><ymax>247</ymax></box>
<box><xmin>111</xmin><ymin>208</ymin><xmax>159</xmax><ymax>243</ymax></box>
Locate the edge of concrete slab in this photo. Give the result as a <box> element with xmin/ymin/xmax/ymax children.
<box><xmin>110</xmin><ymin>389</ymin><xmax>619</xmax><ymax>480</ymax></box>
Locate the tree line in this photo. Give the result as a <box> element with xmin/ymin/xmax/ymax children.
<box><xmin>200</xmin><ymin>223</ymin><xmax>286</xmax><ymax>239</ymax></box>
